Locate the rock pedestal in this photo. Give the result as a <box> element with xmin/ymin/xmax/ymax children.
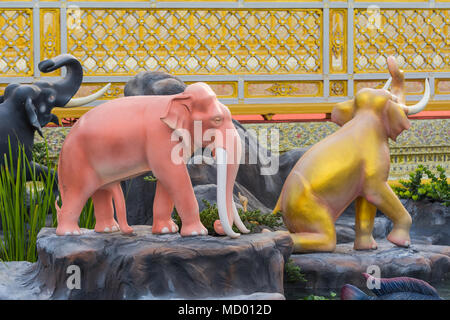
<box><xmin>286</xmin><ymin>240</ymin><xmax>450</xmax><ymax>298</ymax></box>
<box><xmin>16</xmin><ymin>226</ymin><xmax>292</xmax><ymax>299</ymax></box>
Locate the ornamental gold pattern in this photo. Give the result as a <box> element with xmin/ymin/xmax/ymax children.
<box><xmin>354</xmin><ymin>9</ymin><xmax>450</xmax><ymax>73</ymax></box>
<box><xmin>330</xmin><ymin>9</ymin><xmax>347</xmax><ymax>73</ymax></box>
<box><xmin>0</xmin><ymin>2</ymin><xmax>449</xmax><ymax>113</ymax></box>
<box><xmin>66</xmin><ymin>8</ymin><xmax>323</xmax><ymax>75</ymax></box>
<box><xmin>0</xmin><ymin>9</ymin><xmax>33</xmax><ymax>76</ymax></box>
<box><xmin>40</xmin><ymin>9</ymin><xmax>61</xmax><ymax>76</ymax></box>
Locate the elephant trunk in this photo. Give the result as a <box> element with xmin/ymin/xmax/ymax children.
<box><xmin>215</xmin><ymin>130</ymin><xmax>250</xmax><ymax>238</ymax></box>
<box><xmin>39</xmin><ymin>54</ymin><xmax>83</xmax><ymax>107</ymax></box>
<box><xmin>384</xmin><ymin>56</ymin><xmax>430</xmax><ymax>115</ymax></box>
<box><xmin>38</xmin><ymin>54</ymin><xmax>111</xmax><ymax>108</ymax></box>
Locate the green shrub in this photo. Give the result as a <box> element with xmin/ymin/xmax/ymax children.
<box><xmin>173</xmin><ymin>199</ymin><xmax>283</xmax><ymax>235</ymax></box>
<box><xmin>393</xmin><ymin>165</ymin><xmax>449</xmax><ymax>206</ymax></box>
<box><xmin>32</xmin><ymin>138</ymin><xmax>57</xmax><ymax>169</ymax></box>
<box><xmin>31</xmin><ymin>141</ymin><xmax>47</xmax><ymax>165</ymax></box>
<box><xmin>303</xmin><ymin>292</ymin><xmax>337</xmax><ymax>300</ymax></box>
<box><xmin>284</xmin><ymin>258</ymin><xmax>307</xmax><ymax>283</ymax></box>
<box><xmin>143</xmin><ymin>174</ymin><xmax>157</xmax><ymax>182</ymax></box>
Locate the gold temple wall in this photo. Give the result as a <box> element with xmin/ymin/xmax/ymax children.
<box><xmin>0</xmin><ymin>1</ymin><xmax>445</xmax><ymax>178</ymax></box>
<box><xmin>0</xmin><ymin>1</ymin><xmax>449</xmax><ymax>117</ymax></box>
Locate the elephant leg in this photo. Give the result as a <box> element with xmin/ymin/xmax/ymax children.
<box><xmin>364</xmin><ymin>182</ymin><xmax>412</xmax><ymax>247</ymax></box>
<box><xmin>152</xmin><ymin>180</ymin><xmax>179</xmax><ymax>234</ymax></box>
<box><xmin>92</xmin><ymin>189</ymin><xmax>119</xmax><ymax>233</ymax></box>
<box><xmin>56</xmin><ymin>189</ymin><xmax>91</xmax><ymax>236</ymax></box>
<box><xmin>109</xmin><ymin>183</ymin><xmax>133</xmax><ymax>234</ymax></box>
<box><xmin>151</xmin><ymin>164</ymin><xmax>207</xmax><ymax>237</ymax></box>
<box><xmin>353</xmin><ymin>196</ymin><xmax>378</xmax><ymax>250</ymax></box>
<box><xmin>281</xmin><ymin>176</ymin><xmax>336</xmax><ymax>253</ymax></box>
<box><xmin>286</xmin><ymin>203</ymin><xmax>337</xmax><ymax>253</ymax></box>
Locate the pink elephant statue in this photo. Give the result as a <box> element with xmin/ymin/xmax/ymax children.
<box><xmin>55</xmin><ymin>82</ymin><xmax>250</xmax><ymax>238</ymax></box>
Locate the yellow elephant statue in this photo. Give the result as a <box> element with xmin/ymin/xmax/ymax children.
<box><xmin>274</xmin><ymin>56</ymin><xmax>430</xmax><ymax>253</ymax></box>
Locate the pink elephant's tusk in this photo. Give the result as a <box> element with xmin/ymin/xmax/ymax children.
<box><xmin>216</xmin><ymin>147</ymin><xmax>240</xmax><ymax>238</ymax></box>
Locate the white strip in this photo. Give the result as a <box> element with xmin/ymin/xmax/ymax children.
<box><xmin>403</xmin><ymin>79</ymin><xmax>430</xmax><ymax>115</ymax></box>
<box><xmin>64</xmin><ymin>83</ymin><xmax>111</xmax><ymax>107</ymax></box>
<box><xmin>216</xmin><ymin>147</ymin><xmax>240</xmax><ymax>239</ymax></box>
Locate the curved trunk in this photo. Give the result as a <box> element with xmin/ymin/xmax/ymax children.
<box><xmin>38</xmin><ymin>54</ymin><xmax>83</xmax><ymax>107</ymax></box>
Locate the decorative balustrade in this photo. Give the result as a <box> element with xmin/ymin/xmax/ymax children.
<box><xmin>0</xmin><ymin>1</ymin><xmax>449</xmax><ymax>118</ymax></box>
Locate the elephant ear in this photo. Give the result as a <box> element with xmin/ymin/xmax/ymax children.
<box><xmin>24</xmin><ymin>97</ymin><xmax>43</xmax><ymax>137</ymax></box>
<box><xmin>160</xmin><ymin>93</ymin><xmax>193</xmax><ymax>131</ymax></box>
<box><xmin>331</xmin><ymin>99</ymin><xmax>355</xmax><ymax>126</ymax></box>
<box><xmin>384</xmin><ymin>100</ymin><xmax>410</xmax><ymax>142</ymax></box>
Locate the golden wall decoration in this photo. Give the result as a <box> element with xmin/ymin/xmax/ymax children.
<box><xmin>245</xmin><ymin>81</ymin><xmax>322</xmax><ymax>98</ymax></box>
<box><xmin>330</xmin><ymin>9</ymin><xmax>347</xmax><ymax>73</ymax></box>
<box><xmin>0</xmin><ymin>9</ymin><xmax>33</xmax><ymax>76</ymax></box>
<box><xmin>185</xmin><ymin>81</ymin><xmax>238</xmax><ymax>99</ymax></box>
<box><xmin>329</xmin><ymin>80</ymin><xmax>347</xmax><ymax>97</ymax></box>
<box><xmin>354</xmin><ymin>9</ymin><xmax>450</xmax><ymax>73</ymax></box>
<box><xmin>435</xmin><ymin>79</ymin><xmax>450</xmax><ymax>94</ymax></box>
<box><xmin>355</xmin><ymin>79</ymin><xmax>426</xmax><ymax>96</ymax></box>
<box><xmin>0</xmin><ymin>2</ymin><xmax>449</xmax><ymax>118</ymax></box>
<box><xmin>66</xmin><ymin>8</ymin><xmax>323</xmax><ymax>76</ymax></box>
<box><xmin>40</xmin><ymin>9</ymin><xmax>60</xmax><ymax>76</ymax></box>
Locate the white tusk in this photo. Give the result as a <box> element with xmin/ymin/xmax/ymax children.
<box><xmin>64</xmin><ymin>83</ymin><xmax>112</xmax><ymax>107</ymax></box>
<box><xmin>382</xmin><ymin>77</ymin><xmax>392</xmax><ymax>91</ymax></box>
<box><xmin>232</xmin><ymin>201</ymin><xmax>250</xmax><ymax>234</ymax></box>
<box><xmin>216</xmin><ymin>147</ymin><xmax>240</xmax><ymax>239</ymax></box>
<box><xmin>402</xmin><ymin>79</ymin><xmax>430</xmax><ymax>115</ymax></box>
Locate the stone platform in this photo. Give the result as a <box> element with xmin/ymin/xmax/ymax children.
<box><xmin>0</xmin><ymin>226</ymin><xmax>292</xmax><ymax>300</ymax></box>
<box><xmin>286</xmin><ymin>240</ymin><xmax>450</xmax><ymax>298</ymax></box>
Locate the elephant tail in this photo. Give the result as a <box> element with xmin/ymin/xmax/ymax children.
<box><xmin>55</xmin><ymin>195</ymin><xmax>62</xmax><ymax>218</ymax></box>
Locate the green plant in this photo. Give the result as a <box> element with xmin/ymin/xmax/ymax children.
<box><xmin>240</xmin><ymin>209</ymin><xmax>283</xmax><ymax>232</ymax></box>
<box><xmin>31</xmin><ymin>141</ymin><xmax>47</xmax><ymax>165</ymax></box>
<box><xmin>173</xmin><ymin>199</ymin><xmax>283</xmax><ymax>235</ymax></box>
<box><xmin>284</xmin><ymin>258</ymin><xmax>307</xmax><ymax>283</ymax></box>
<box><xmin>0</xmin><ymin>140</ymin><xmax>57</xmax><ymax>262</ymax></box>
<box><xmin>32</xmin><ymin>137</ymin><xmax>56</xmax><ymax>170</ymax></box>
<box><xmin>143</xmin><ymin>174</ymin><xmax>157</xmax><ymax>182</ymax></box>
<box><xmin>393</xmin><ymin>165</ymin><xmax>449</xmax><ymax>206</ymax></box>
<box><xmin>0</xmin><ymin>139</ymin><xmax>96</xmax><ymax>262</ymax></box>
<box><xmin>303</xmin><ymin>292</ymin><xmax>337</xmax><ymax>300</ymax></box>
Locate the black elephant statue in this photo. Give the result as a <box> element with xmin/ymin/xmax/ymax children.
<box><xmin>0</xmin><ymin>53</ymin><xmax>110</xmax><ymax>180</ymax></box>
<box><xmin>121</xmin><ymin>71</ymin><xmax>306</xmax><ymax>225</ymax></box>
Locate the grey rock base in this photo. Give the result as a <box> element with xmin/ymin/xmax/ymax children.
<box><xmin>286</xmin><ymin>240</ymin><xmax>450</xmax><ymax>298</ymax></box>
<box><xmin>1</xmin><ymin>226</ymin><xmax>292</xmax><ymax>300</ymax></box>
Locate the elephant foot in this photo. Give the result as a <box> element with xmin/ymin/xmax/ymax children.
<box><xmin>180</xmin><ymin>223</ymin><xmax>208</xmax><ymax>237</ymax></box>
<box><xmin>119</xmin><ymin>225</ymin><xmax>134</xmax><ymax>234</ymax></box>
<box><xmin>95</xmin><ymin>219</ymin><xmax>120</xmax><ymax>233</ymax></box>
<box><xmin>152</xmin><ymin>220</ymin><xmax>179</xmax><ymax>234</ymax></box>
<box><xmin>56</xmin><ymin>223</ymin><xmax>82</xmax><ymax>236</ymax></box>
<box><xmin>354</xmin><ymin>235</ymin><xmax>378</xmax><ymax>250</ymax></box>
<box><xmin>387</xmin><ymin>227</ymin><xmax>411</xmax><ymax>248</ymax></box>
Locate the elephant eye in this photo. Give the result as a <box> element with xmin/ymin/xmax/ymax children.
<box><xmin>213</xmin><ymin>117</ymin><xmax>223</xmax><ymax>125</ymax></box>
<box><xmin>48</xmin><ymin>94</ymin><xmax>56</xmax><ymax>103</ymax></box>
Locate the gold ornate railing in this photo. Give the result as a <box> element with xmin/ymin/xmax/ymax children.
<box><xmin>0</xmin><ymin>1</ymin><xmax>450</xmax><ymax>118</ymax></box>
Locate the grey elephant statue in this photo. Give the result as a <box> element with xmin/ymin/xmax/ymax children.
<box><xmin>0</xmin><ymin>53</ymin><xmax>110</xmax><ymax>181</ymax></box>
